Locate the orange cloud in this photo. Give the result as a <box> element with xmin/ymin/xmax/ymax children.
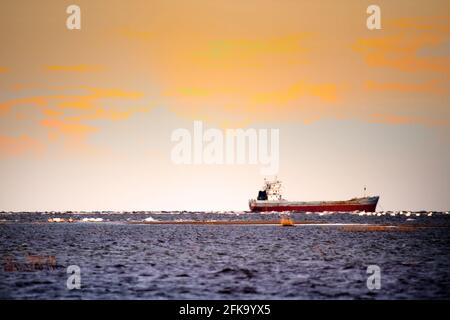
<box><xmin>354</xmin><ymin>33</ymin><xmax>450</xmax><ymax>74</ymax></box>
<box><xmin>57</xmin><ymin>100</ymin><xmax>95</xmax><ymax>110</ymax></box>
<box><xmin>126</xmin><ymin>29</ymin><xmax>339</xmax><ymax>125</ymax></box>
<box><xmin>117</xmin><ymin>28</ymin><xmax>154</xmax><ymax>41</ymax></box>
<box><xmin>10</xmin><ymin>83</ymin><xmax>39</xmax><ymax>91</ymax></box>
<box><xmin>87</xmin><ymin>88</ymin><xmax>143</xmax><ymax>100</ymax></box>
<box><xmin>0</xmin><ymin>86</ymin><xmax>148</xmax><ymax>154</ymax></box>
<box><xmin>64</xmin><ymin>106</ymin><xmax>149</xmax><ymax>122</ymax></box>
<box><xmin>251</xmin><ymin>81</ymin><xmax>338</xmax><ymax>105</ymax></box>
<box><xmin>0</xmin><ymin>97</ymin><xmax>48</xmax><ymax>115</ymax></box>
<box><xmin>0</xmin><ymin>134</ymin><xmax>44</xmax><ymax>157</ymax></box>
<box><xmin>45</xmin><ymin>65</ymin><xmax>105</xmax><ymax>73</ymax></box>
<box><xmin>187</xmin><ymin>34</ymin><xmax>310</xmax><ymax>69</ymax></box>
<box><xmin>365</xmin><ymin>80</ymin><xmax>445</xmax><ymax>94</ymax></box>
<box><xmin>42</xmin><ymin>108</ymin><xmax>64</xmax><ymax>118</ymax></box>
<box><xmin>0</xmin><ymin>87</ymin><xmax>144</xmax><ymax>116</ymax></box>
<box><xmin>352</xmin><ymin>15</ymin><xmax>450</xmax><ymax>131</ymax></box>
<box><xmin>0</xmin><ymin>67</ymin><xmax>8</xmax><ymax>73</ymax></box>
<box><xmin>41</xmin><ymin>119</ymin><xmax>98</xmax><ymax>137</ymax></box>
<box><xmin>354</xmin><ymin>16</ymin><xmax>450</xmax><ymax>74</ymax></box>
<box><xmin>370</xmin><ymin>113</ymin><xmax>450</xmax><ymax>129</ymax></box>
<box><xmin>388</xmin><ymin>15</ymin><xmax>450</xmax><ymax>35</ymax></box>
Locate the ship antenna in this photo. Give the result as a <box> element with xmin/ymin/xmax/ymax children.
<box><xmin>364</xmin><ymin>186</ymin><xmax>366</xmax><ymax>197</ymax></box>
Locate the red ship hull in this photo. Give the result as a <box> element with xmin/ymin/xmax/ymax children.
<box><xmin>249</xmin><ymin>196</ymin><xmax>379</xmax><ymax>213</ymax></box>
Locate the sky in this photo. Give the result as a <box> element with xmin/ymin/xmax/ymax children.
<box><xmin>0</xmin><ymin>0</ymin><xmax>449</xmax><ymax>211</ymax></box>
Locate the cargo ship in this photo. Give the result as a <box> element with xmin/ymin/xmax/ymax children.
<box><xmin>249</xmin><ymin>178</ymin><xmax>379</xmax><ymax>212</ymax></box>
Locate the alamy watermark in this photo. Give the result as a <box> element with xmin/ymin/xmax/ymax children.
<box><xmin>366</xmin><ymin>265</ymin><xmax>381</xmax><ymax>290</ymax></box>
<box><xmin>367</xmin><ymin>5</ymin><xmax>381</xmax><ymax>30</ymax></box>
<box><xmin>67</xmin><ymin>265</ymin><xmax>81</xmax><ymax>290</ymax></box>
<box><xmin>171</xmin><ymin>121</ymin><xmax>279</xmax><ymax>175</ymax></box>
<box><xmin>66</xmin><ymin>5</ymin><xmax>81</xmax><ymax>30</ymax></box>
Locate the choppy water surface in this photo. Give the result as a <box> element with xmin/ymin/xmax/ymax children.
<box><xmin>0</xmin><ymin>211</ymin><xmax>449</xmax><ymax>299</ymax></box>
